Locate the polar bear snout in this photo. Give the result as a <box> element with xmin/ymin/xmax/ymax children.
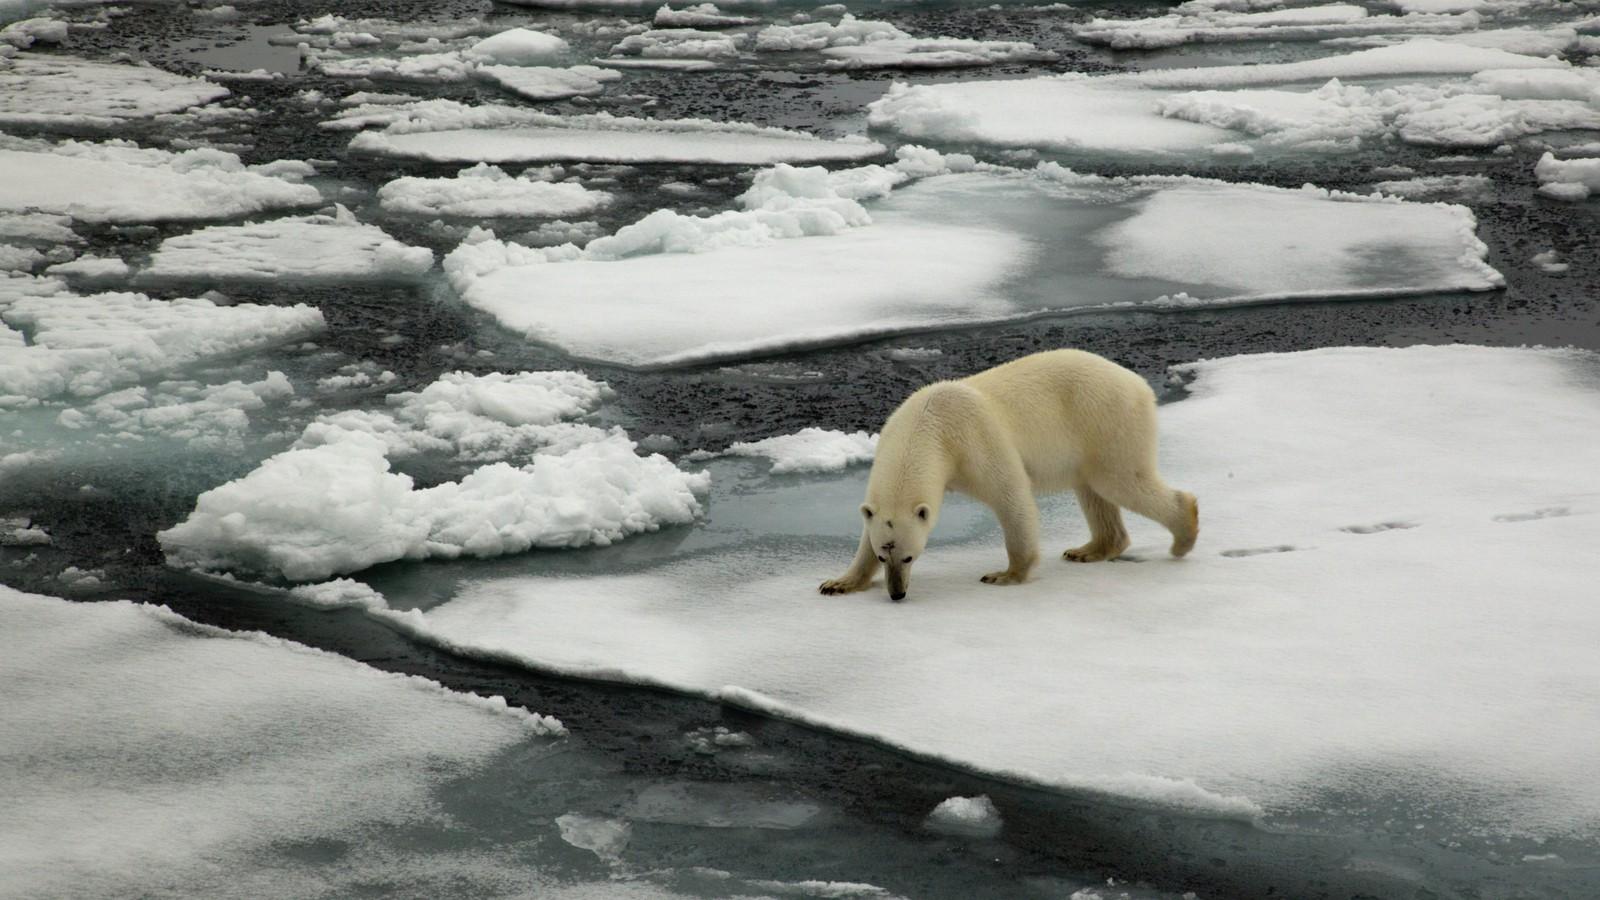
<box><xmin>886</xmin><ymin>561</ymin><xmax>911</xmax><ymax>602</ymax></box>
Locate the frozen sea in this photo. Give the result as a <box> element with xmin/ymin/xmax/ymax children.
<box><xmin>4</xmin><ymin>0</ymin><xmax>1600</xmax><ymax>897</ymax></box>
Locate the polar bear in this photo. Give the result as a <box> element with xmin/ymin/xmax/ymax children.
<box><xmin>819</xmin><ymin>349</ymin><xmax>1198</xmax><ymax>602</ymax></box>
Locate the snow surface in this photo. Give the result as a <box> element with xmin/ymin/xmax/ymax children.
<box><xmin>141</xmin><ymin>208</ymin><xmax>434</xmax><ymax>282</ymax></box>
<box><xmin>346</xmin><ymin>345</ymin><xmax>1600</xmax><ymax>840</ymax></box>
<box><xmin>867</xmin><ymin>41</ymin><xmax>1575</xmax><ymax>157</ymax></box>
<box><xmin>0</xmin><ymin>55</ymin><xmax>228</xmax><ymax>127</ymax></box>
<box><xmin>378</xmin><ymin>164</ymin><xmax>613</xmax><ymax>217</ymax></box>
<box><xmin>159</xmin><ymin>370</ymin><xmax>710</xmax><ymax>581</ymax></box>
<box><xmin>344</xmin><ymin>102</ymin><xmax>885</xmax><ymax>165</ymax></box>
<box><xmin>0</xmin><ymin>138</ymin><xmax>320</xmax><ymax>223</ymax></box>
<box><xmin>0</xmin><ymin>586</ymin><xmax>563</xmax><ymax>899</ymax></box>
<box><xmin>725</xmin><ymin>428</ymin><xmax>877</xmax><ymax>474</ymax></box>
<box><xmin>443</xmin><ymin>160</ymin><xmax>1500</xmax><ymax>366</ymax></box>
<box><xmin>0</xmin><ymin>275</ymin><xmax>323</xmax><ymax>406</ymax></box>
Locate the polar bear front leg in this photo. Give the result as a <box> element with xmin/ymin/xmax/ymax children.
<box><xmin>981</xmin><ymin>484</ymin><xmax>1039</xmax><ymax>586</ymax></box>
<box><xmin>820</xmin><ymin>527</ymin><xmax>881</xmax><ymax>594</ymax></box>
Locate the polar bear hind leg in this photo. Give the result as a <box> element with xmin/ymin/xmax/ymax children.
<box><xmin>1064</xmin><ymin>486</ymin><xmax>1131</xmax><ymax>562</ymax></box>
<box><xmin>1087</xmin><ymin>468</ymin><xmax>1199</xmax><ymax>558</ymax></box>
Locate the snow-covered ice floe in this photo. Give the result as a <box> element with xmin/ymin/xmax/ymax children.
<box><xmin>339</xmin><ymin>99</ymin><xmax>885</xmax><ymax>165</ymax></box>
<box><xmin>377</xmin><ymin>163</ymin><xmax>613</xmax><ymax>218</ymax></box>
<box><xmin>725</xmin><ymin>427</ymin><xmax>878</xmax><ymax>474</ymax></box>
<box><xmin>159</xmin><ymin>370</ymin><xmax>710</xmax><ymax>581</ymax></box>
<box><xmin>0</xmin><ymin>136</ymin><xmax>320</xmax><ymax>223</ymax></box>
<box><xmin>868</xmin><ymin>40</ymin><xmax>1598</xmax><ymax>158</ymax></box>
<box><xmin>334</xmin><ymin>345</ymin><xmax>1600</xmax><ymax>842</ymax></box>
<box><xmin>140</xmin><ymin>207</ymin><xmax>434</xmax><ymax>283</ymax></box>
<box><xmin>478</xmin><ymin>63</ymin><xmax>622</xmax><ymax>100</ymax></box>
<box><xmin>0</xmin><ymin>275</ymin><xmax>322</xmax><ymax>407</ymax></box>
<box><xmin>1072</xmin><ymin>3</ymin><xmax>1480</xmax><ymax>50</ymax></box>
<box><xmin>442</xmin><ymin>154</ymin><xmax>1501</xmax><ymax>366</ymax></box>
<box><xmin>755</xmin><ymin>13</ymin><xmax>1055</xmax><ymax>69</ymax></box>
<box><xmin>1535</xmin><ymin>151</ymin><xmax>1600</xmax><ymax>200</ymax></box>
<box><xmin>0</xmin><ymin>586</ymin><xmax>564</xmax><ymax>899</ymax></box>
<box><xmin>0</xmin><ymin>54</ymin><xmax>229</xmax><ymax>128</ymax></box>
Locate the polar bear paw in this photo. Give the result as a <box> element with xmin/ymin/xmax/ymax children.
<box><xmin>819</xmin><ymin>577</ymin><xmax>869</xmax><ymax>595</ymax></box>
<box><xmin>979</xmin><ymin>569</ymin><xmax>1028</xmax><ymax>586</ymax></box>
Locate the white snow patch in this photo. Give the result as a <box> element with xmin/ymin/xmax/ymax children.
<box><xmin>755</xmin><ymin>14</ymin><xmax>1053</xmax><ymax>68</ymax></box>
<box><xmin>726</xmin><ymin>428</ymin><xmax>877</xmax><ymax>474</ymax></box>
<box><xmin>611</xmin><ymin>27</ymin><xmax>745</xmax><ymax>59</ymax></box>
<box><xmin>141</xmin><ymin>208</ymin><xmax>434</xmax><ymax>282</ymax></box>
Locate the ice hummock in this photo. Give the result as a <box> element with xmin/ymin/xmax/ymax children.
<box><xmin>344</xmin><ymin>345</ymin><xmax>1600</xmax><ymax>843</ymax></box>
<box><xmin>158</xmin><ymin>370</ymin><xmax>710</xmax><ymax>581</ymax></box>
<box><xmin>0</xmin><ymin>586</ymin><xmax>563</xmax><ymax>899</ymax></box>
<box><xmin>442</xmin><ymin>158</ymin><xmax>1501</xmax><ymax>367</ymax></box>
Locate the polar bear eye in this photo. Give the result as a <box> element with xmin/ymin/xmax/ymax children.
<box><xmin>902</xmin><ymin>556</ymin><xmax>913</xmax><ymax>564</ymax></box>
<box><xmin>876</xmin><ymin>555</ymin><xmax>886</xmax><ymax>562</ymax></box>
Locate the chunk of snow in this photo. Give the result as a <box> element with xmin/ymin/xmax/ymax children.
<box><xmin>726</xmin><ymin>428</ymin><xmax>877</xmax><ymax>474</ymax></box>
<box><xmin>141</xmin><ymin>210</ymin><xmax>435</xmax><ymax>282</ymax></box>
<box><xmin>0</xmin><ymin>138</ymin><xmax>321</xmax><ymax>223</ymax></box>
<box><xmin>478</xmin><ymin>64</ymin><xmax>622</xmax><ymax>100</ymax></box>
<box><xmin>0</xmin><ymin>586</ymin><xmax>562</xmax><ymax>899</ymax></box>
<box><xmin>925</xmin><ymin>796</ymin><xmax>1002</xmax><ymax>837</ymax></box>
<box><xmin>0</xmin><ymin>277</ymin><xmax>323</xmax><ymax>405</ymax></box>
<box><xmin>1534</xmin><ymin>152</ymin><xmax>1600</xmax><ymax>200</ymax></box>
<box><xmin>464</xmin><ymin>27</ymin><xmax>570</xmax><ymax>65</ymax></box>
<box><xmin>159</xmin><ymin>371</ymin><xmax>709</xmax><ymax>581</ymax></box>
<box><xmin>0</xmin><ymin>55</ymin><xmax>229</xmax><ymax>127</ymax></box>
<box><xmin>372</xmin><ymin>345</ymin><xmax>1600</xmax><ymax>841</ymax></box>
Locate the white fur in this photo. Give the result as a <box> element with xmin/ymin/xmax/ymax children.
<box><xmin>820</xmin><ymin>349</ymin><xmax>1198</xmax><ymax>601</ymax></box>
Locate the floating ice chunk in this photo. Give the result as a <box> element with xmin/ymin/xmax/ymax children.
<box><xmin>0</xmin><ymin>517</ymin><xmax>49</xmax><ymax>546</ymax></box>
<box><xmin>654</xmin><ymin>3</ymin><xmax>756</xmax><ymax>27</ymax></box>
<box><xmin>286</xmin><ymin>577</ymin><xmax>391</xmax><ymax>611</ymax></box>
<box><xmin>0</xmin><ymin>243</ymin><xmax>46</xmax><ymax>272</ymax></box>
<box><xmin>1531</xmin><ymin>249</ymin><xmax>1568</xmax><ymax>273</ymax></box>
<box><xmin>347</xmin><ymin>103</ymin><xmax>885</xmax><ymax>165</ymax></box>
<box><xmin>867</xmin><ymin>41</ymin><xmax>1569</xmax><ymax>157</ymax></box>
<box><xmin>0</xmin><ymin>138</ymin><xmax>321</xmax><ymax>223</ymax></box>
<box><xmin>141</xmin><ymin>209</ymin><xmax>434</xmax><ymax>282</ymax></box>
<box><xmin>443</xmin><ymin>165</ymin><xmax>1500</xmax><ymax>366</ymax></box>
<box><xmin>611</xmin><ymin>27</ymin><xmax>745</xmax><ymax>58</ymax></box>
<box><xmin>62</xmin><ymin>372</ymin><xmax>295</xmax><ymax>449</ymax></box>
<box><xmin>386</xmin><ymin>345</ymin><xmax>1600</xmax><ymax>841</ymax></box>
<box><xmin>0</xmin><ymin>277</ymin><xmax>323</xmax><ymax>405</ymax></box>
<box><xmin>597</xmin><ymin>56</ymin><xmax>721</xmax><ymax>70</ymax></box>
<box><xmin>47</xmin><ymin>254</ymin><xmax>130</xmax><ymax>283</ymax></box>
<box><xmin>726</xmin><ymin>428</ymin><xmax>877</xmax><ymax>474</ymax></box>
<box><xmin>0</xmin><ymin>55</ymin><xmax>229</xmax><ymax>127</ymax></box>
<box><xmin>0</xmin><ymin>212</ymin><xmax>75</xmax><ymax>244</ymax></box>
<box><xmin>160</xmin><ymin>371</ymin><xmax>708</xmax><ymax>581</ymax></box>
<box><xmin>0</xmin><ymin>16</ymin><xmax>67</xmax><ymax>48</ymax></box>
<box><xmin>754</xmin><ymin>14</ymin><xmax>909</xmax><ymax>51</ymax></box>
<box><xmin>478</xmin><ymin>63</ymin><xmax>622</xmax><ymax>100</ymax></box>
<box><xmin>0</xmin><ymin>586</ymin><xmax>564</xmax><ymax>899</ymax></box>
<box><xmin>315</xmin><ymin>51</ymin><xmax>476</xmax><ymax>82</ymax></box>
<box><xmin>1534</xmin><ymin>152</ymin><xmax>1600</xmax><ymax>200</ymax></box>
<box><xmin>1073</xmin><ymin>4</ymin><xmax>1478</xmax><ymax>50</ymax></box>
<box><xmin>555</xmin><ymin>813</ymin><xmax>631</xmax><ymax>861</ymax></box>
<box><xmin>464</xmin><ymin>27</ymin><xmax>570</xmax><ymax>65</ymax></box>
<box><xmin>885</xmin><ymin>346</ymin><xmax>941</xmax><ymax>361</ymax></box>
<box><xmin>924</xmin><ymin>796</ymin><xmax>1002</xmax><ymax>838</ymax></box>
<box><xmin>1389</xmin><ymin>0</ymin><xmax>1483</xmax><ymax>11</ymax></box>
<box><xmin>821</xmin><ymin>37</ymin><xmax>1055</xmax><ymax>69</ymax></box>
<box><xmin>1369</xmin><ymin>173</ymin><xmax>1492</xmax><ymax>198</ymax></box>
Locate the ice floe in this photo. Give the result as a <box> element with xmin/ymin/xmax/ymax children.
<box><xmin>141</xmin><ymin>207</ymin><xmax>435</xmax><ymax>282</ymax></box>
<box><xmin>867</xmin><ymin>40</ymin><xmax>1583</xmax><ymax>158</ymax></box>
<box><xmin>378</xmin><ymin>164</ymin><xmax>613</xmax><ymax>218</ymax></box>
<box><xmin>442</xmin><ymin>157</ymin><xmax>1501</xmax><ymax>366</ymax></box>
<box><xmin>463</xmin><ymin>27</ymin><xmax>570</xmax><ymax>65</ymax></box>
<box><xmin>0</xmin><ymin>137</ymin><xmax>321</xmax><ymax>223</ymax></box>
<box><xmin>754</xmin><ymin>13</ymin><xmax>1054</xmax><ymax>68</ymax></box>
<box><xmin>358</xmin><ymin>345</ymin><xmax>1600</xmax><ymax>840</ymax></box>
<box><xmin>611</xmin><ymin>27</ymin><xmax>746</xmax><ymax>59</ymax></box>
<box><xmin>57</xmin><ymin>372</ymin><xmax>295</xmax><ymax>450</ymax></box>
<box><xmin>159</xmin><ymin>370</ymin><xmax>710</xmax><ymax>581</ymax></box>
<box><xmin>654</xmin><ymin>3</ymin><xmax>756</xmax><ymax>27</ymax></box>
<box><xmin>0</xmin><ymin>586</ymin><xmax>563</xmax><ymax>899</ymax></box>
<box><xmin>0</xmin><ymin>55</ymin><xmax>228</xmax><ymax>128</ymax></box>
<box><xmin>478</xmin><ymin>63</ymin><xmax>622</xmax><ymax>100</ymax></box>
<box><xmin>344</xmin><ymin>100</ymin><xmax>885</xmax><ymax>165</ymax></box>
<box><xmin>1073</xmin><ymin>4</ymin><xmax>1478</xmax><ymax>50</ymax></box>
<box><xmin>725</xmin><ymin>427</ymin><xmax>878</xmax><ymax>474</ymax></box>
<box><xmin>1535</xmin><ymin>151</ymin><xmax>1600</xmax><ymax>199</ymax></box>
<box><xmin>0</xmin><ymin>276</ymin><xmax>323</xmax><ymax>406</ymax></box>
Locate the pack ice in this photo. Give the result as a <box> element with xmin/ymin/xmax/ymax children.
<box><xmin>0</xmin><ymin>586</ymin><xmax>564</xmax><ymax>899</ymax></box>
<box><xmin>868</xmin><ymin>40</ymin><xmax>1596</xmax><ymax>158</ymax></box>
<box><xmin>356</xmin><ymin>345</ymin><xmax>1600</xmax><ymax>845</ymax></box>
<box><xmin>442</xmin><ymin>158</ymin><xmax>1501</xmax><ymax>366</ymax></box>
<box><xmin>158</xmin><ymin>370</ymin><xmax>710</xmax><ymax>581</ymax></box>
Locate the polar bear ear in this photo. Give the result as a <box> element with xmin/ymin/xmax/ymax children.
<box><xmin>914</xmin><ymin>503</ymin><xmax>930</xmax><ymax>522</ymax></box>
<box><xmin>860</xmin><ymin>503</ymin><xmax>875</xmax><ymax>520</ymax></box>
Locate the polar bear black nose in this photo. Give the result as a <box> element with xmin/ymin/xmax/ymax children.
<box><xmin>890</xmin><ymin>591</ymin><xmax>906</xmax><ymax>602</ymax></box>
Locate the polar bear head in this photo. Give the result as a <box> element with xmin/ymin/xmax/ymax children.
<box><xmin>861</xmin><ymin>500</ymin><xmax>936</xmax><ymax>602</ymax></box>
